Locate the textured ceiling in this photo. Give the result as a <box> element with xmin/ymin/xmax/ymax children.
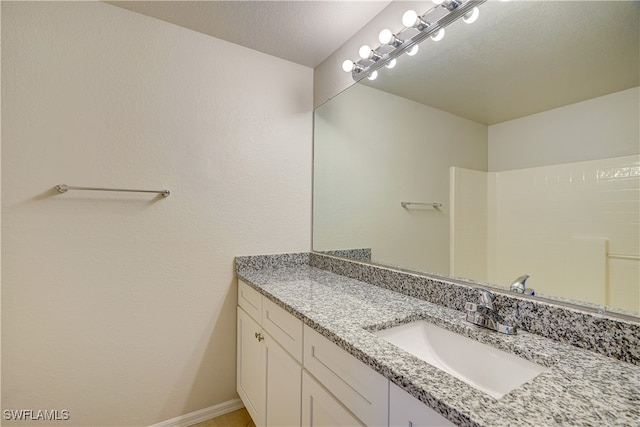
<box><xmin>106</xmin><ymin>1</ymin><xmax>392</xmax><ymax>68</ymax></box>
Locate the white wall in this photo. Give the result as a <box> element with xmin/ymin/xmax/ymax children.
<box><xmin>489</xmin><ymin>87</ymin><xmax>640</xmax><ymax>171</ymax></box>
<box><xmin>449</xmin><ymin>167</ymin><xmax>487</xmax><ymax>281</ymax></box>
<box><xmin>1</xmin><ymin>2</ymin><xmax>312</xmax><ymax>426</ymax></box>
<box><xmin>314</xmin><ymin>84</ymin><xmax>486</xmax><ymax>274</ymax></box>
<box><xmin>313</xmin><ymin>1</ymin><xmax>422</xmax><ymax>107</ymax></box>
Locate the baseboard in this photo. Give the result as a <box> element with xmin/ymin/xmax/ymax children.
<box><xmin>150</xmin><ymin>398</ymin><xmax>245</xmax><ymax>427</ymax></box>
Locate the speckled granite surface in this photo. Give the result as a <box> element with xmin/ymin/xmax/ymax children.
<box><xmin>236</xmin><ymin>252</ymin><xmax>309</xmax><ymax>270</ymax></box>
<box><xmin>236</xmin><ymin>255</ymin><xmax>640</xmax><ymax>427</ymax></box>
<box><xmin>317</xmin><ymin>248</ymin><xmax>372</xmax><ymax>262</ymax></box>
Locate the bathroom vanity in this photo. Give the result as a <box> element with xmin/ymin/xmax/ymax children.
<box><xmin>235</xmin><ymin>253</ymin><xmax>640</xmax><ymax>427</ymax></box>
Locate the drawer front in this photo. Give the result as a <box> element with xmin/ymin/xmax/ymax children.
<box><xmin>389</xmin><ymin>382</ymin><xmax>455</xmax><ymax>427</ymax></box>
<box><xmin>238</xmin><ymin>279</ymin><xmax>262</xmax><ymax>322</ymax></box>
<box><xmin>262</xmin><ymin>297</ymin><xmax>303</xmax><ymax>363</ymax></box>
<box><xmin>302</xmin><ymin>371</ymin><xmax>364</xmax><ymax>427</ymax></box>
<box><xmin>303</xmin><ymin>325</ymin><xmax>388</xmax><ymax>427</ymax></box>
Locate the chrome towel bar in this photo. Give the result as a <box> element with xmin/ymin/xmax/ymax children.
<box><xmin>55</xmin><ymin>184</ymin><xmax>170</xmax><ymax>198</ymax></box>
<box><xmin>607</xmin><ymin>253</ymin><xmax>640</xmax><ymax>261</ymax></box>
<box><xmin>401</xmin><ymin>201</ymin><xmax>442</xmax><ymax>209</ymax></box>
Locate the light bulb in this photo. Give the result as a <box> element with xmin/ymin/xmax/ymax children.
<box><xmin>463</xmin><ymin>7</ymin><xmax>479</xmax><ymax>24</ymax></box>
<box><xmin>402</xmin><ymin>10</ymin><xmax>418</xmax><ymax>27</ymax></box>
<box><xmin>385</xmin><ymin>58</ymin><xmax>397</xmax><ymax>69</ymax></box>
<box><xmin>367</xmin><ymin>70</ymin><xmax>378</xmax><ymax>81</ymax></box>
<box><xmin>430</xmin><ymin>28</ymin><xmax>445</xmax><ymax>42</ymax></box>
<box><xmin>407</xmin><ymin>45</ymin><xmax>419</xmax><ymax>56</ymax></box>
<box><xmin>359</xmin><ymin>45</ymin><xmax>372</xmax><ymax>60</ymax></box>
<box><xmin>341</xmin><ymin>59</ymin><xmax>355</xmax><ymax>73</ymax></box>
<box><xmin>379</xmin><ymin>29</ymin><xmax>394</xmax><ymax>45</ymax></box>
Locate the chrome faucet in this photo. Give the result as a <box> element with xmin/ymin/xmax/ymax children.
<box><xmin>465</xmin><ymin>288</ymin><xmax>517</xmax><ymax>335</ymax></box>
<box><xmin>509</xmin><ymin>274</ymin><xmax>534</xmax><ymax>296</ymax></box>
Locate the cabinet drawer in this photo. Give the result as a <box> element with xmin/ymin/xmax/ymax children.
<box><xmin>389</xmin><ymin>382</ymin><xmax>454</xmax><ymax>427</ymax></box>
<box><xmin>262</xmin><ymin>297</ymin><xmax>303</xmax><ymax>363</ymax></box>
<box><xmin>302</xmin><ymin>371</ymin><xmax>364</xmax><ymax>427</ymax></box>
<box><xmin>303</xmin><ymin>325</ymin><xmax>388</xmax><ymax>427</ymax></box>
<box><xmin>238</xmin><ymin>280</ymin><xmax>262</xmax><ymax>322</ymax></box>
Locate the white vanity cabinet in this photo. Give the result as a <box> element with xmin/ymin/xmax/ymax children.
<box><xmin>237</xmin><ymin>280</ymin><xmax>303</xmax><ymax>427</ymax></box>
<box><xmin>237</xmin><ymin>279</ymin><xmax>454</xmax><ymax>427</ymax></box>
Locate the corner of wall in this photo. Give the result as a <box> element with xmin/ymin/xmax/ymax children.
<box><xmin>312</xmin><ymin>1</ymin><xmax>407</xmax><ymax>108</ymax></box>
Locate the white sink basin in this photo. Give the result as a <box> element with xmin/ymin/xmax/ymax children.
<box><xmin>373</xmin><ymin>320</ymin><xmax>549</xmax><ymax>399</ymax></box>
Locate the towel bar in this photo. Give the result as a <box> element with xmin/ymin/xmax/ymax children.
<box><xmin>55</xmin><ymin>184</ymin><xmax>170</xmax><ymax>197</ymax></box>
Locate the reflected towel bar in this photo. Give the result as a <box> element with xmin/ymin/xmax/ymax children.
<box><xmin>401</xmin><ymin>201</ymin><xmax>442</xmax><ymax>209</ymax></box>
<box><xmin>55</xmin><ymin>184</ymin><xmax>170</xmax><ymax>198</ymax></box>
<box><xmin>607</xmin><ymin>253</ymin><xmax>640</xmax><ymax>261</ymax></box>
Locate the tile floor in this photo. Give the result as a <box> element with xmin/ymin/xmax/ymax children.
<box><xmin>189</xmin><ymin>408</ymin><xmax>255</xmax><ymax>427</ymax></box>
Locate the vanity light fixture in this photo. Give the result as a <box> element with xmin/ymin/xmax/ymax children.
<box><xmin>342</xmin><ymin>0</ymin><xmax>486</xmax><ymax>82</ymax></box>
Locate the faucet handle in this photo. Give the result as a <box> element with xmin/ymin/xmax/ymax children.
<box><xmin>477</xmin><ymin>288</ymin><xmax>495</xmax><ymax>309</ymax></box>
<box><xmin>465</xmin><ymin>289</ymin><xmax>516</xmax><ymax>335</ymax></box>
<box><xmin>510</xmin><ymin>275</ymin><xmax>531</xmax><ymax>294</ymax></box>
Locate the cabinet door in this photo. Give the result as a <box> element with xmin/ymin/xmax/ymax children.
<box><xmin>237</xmin><ymin>307</ymin><xmax>265</xmax><ymax>427</ymax></box>
<box><xmin>389</xmin><ymin>382</ymin><xmax>454</xmax><ymax>427</ymax></box>
<box><xmin>265</xmin><ymin>332</ymin><xmax>302</xmax><ymax>427</ymax></box>
<box><xmin>301</xmin><ymin>371</ymin><xmax>364</xmax><ymax>427</ymax></box>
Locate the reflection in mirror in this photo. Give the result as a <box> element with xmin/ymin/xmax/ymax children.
<box><xmin>313</xmin><ymin>1</ymin><xmax>640</xmax><ymax>316</ymax></box>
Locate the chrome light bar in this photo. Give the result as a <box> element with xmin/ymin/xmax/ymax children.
<box><xmin>345</xmin><ymin>0</ymin><xmax>487</xmax><ymax>82</ymax></box>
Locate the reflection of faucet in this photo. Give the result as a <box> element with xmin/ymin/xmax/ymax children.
<box><xmin>465</xmin><ymin>288</ymin><xmax>517</xmax><ymax>335</ymax></box>
<box><xmin>510</xmin><ymin>275</ymin><xmax>534</xmax><ymax>296</ymax></box>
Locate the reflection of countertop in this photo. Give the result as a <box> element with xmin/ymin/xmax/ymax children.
<box><xmin>236</xmin><ymin>263</ymin><xmax>640</xmax><ymax>427</ymax></box>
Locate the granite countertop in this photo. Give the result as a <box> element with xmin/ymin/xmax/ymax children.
<box><xmin>236</xmin><ymin>264</ymin><xmax>640</xmax><ymax>427</ymax></box>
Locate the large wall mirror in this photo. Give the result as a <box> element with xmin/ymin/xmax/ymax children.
<box><xmin>313</xmin><ymin>1</ymin><xmax>640</xmax><ymax>317</ymax></box>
